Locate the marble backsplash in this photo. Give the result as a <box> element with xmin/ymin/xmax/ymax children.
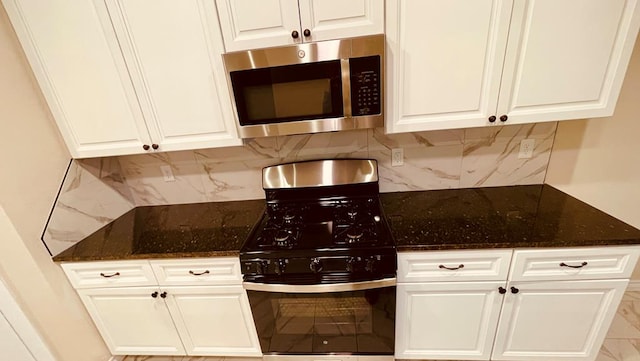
<box><xmin>43</xmin><ymin>122</ymin><xmax>557</xmax><ymax>256</ymax></box>
<box><xmin>43</xmin><ymin>157</ymin><xmax>135</xmax><ymax>256</ymax></box>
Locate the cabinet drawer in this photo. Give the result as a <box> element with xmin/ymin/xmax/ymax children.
<box><xmin>61</xmin><ymin>261</ymin><xmax>156</xmax><ymax>289</ymax></box>
<box><xmin>150</xmin><ymin>257</ymin><xmax>241</xmax><ymax>286</ymax></box>
<box><xmin>398</xmin><ymin>249</ymin><xmax>513</xmax><ymax>282</ymax></box>
<box><xmin>510</xmin><ymin>246</ymin><xmax>640</xmax><ymax>282</ymax></box>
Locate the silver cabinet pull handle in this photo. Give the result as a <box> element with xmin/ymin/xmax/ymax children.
<box><xmin>189</xmin><ymin>270</ymin><xmax>210</xmax><ymax>276</ymax></box>
<box><xmin>560</xmin><ymin>262</ymin><xmax>588</xmax><ymax>269</ymax></box>
<box><xmin>439</xmin><ymin>264</ymin><xmax>464</xmax><ymax>270</ymax></box>
<box><xmin>100</xmin><ymin>272</ymin><xmax>120</xmax><ymax>278</ymax></box>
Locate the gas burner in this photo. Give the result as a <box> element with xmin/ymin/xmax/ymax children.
<box><xmin>346</xmin><ymin>227</ymin><xmax>364</xmax><ymax>243</ymax></box>
<box><xmin>334</xmin><ymin>223</ymin><xmax>377</xmax><ymax>245</ymax></box>
<box><xmin>347</xmin><ymin>209</ymin><xmax>358</xmax><ymax>219</ymax></box>
<box><xmin>283</xmin><ymin>214</ymin><xmax>296</xmax><ymax>222</ymax></box>
<box><xmin>274</xmin><ymin>230</ymin><xmax>294</xmax><ymax>247</ymax></box>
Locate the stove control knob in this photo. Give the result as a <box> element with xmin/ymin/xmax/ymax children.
<box><xmin>255</xmin><ymin>261</ymin><xmax>267</xmax><ymax>275</ymax></box>
<box><xmin>365</xmin><ymin>257</ymin><xmax>377</xmax><ymax>272</ymax></box>
<box><xmin>310</xmin><ymin>258</ymin><xmax>323</xmax><ymax>273</ymax></box>
<box><xmin>275</xmin><ymin>259</ymin><xmax>286</xmax><ymax>275</ymax></box>
<box><xmin>346</xmin><ymin>257</ymin><xmax>357</xmax><ymax>272</ymax></box>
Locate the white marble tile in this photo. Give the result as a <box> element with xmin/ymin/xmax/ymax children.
<box><xmin>372</xmin><ymin>144</ymin><xmax>463</xmax><ymax>193</ymax></box>
<box><xmin>459</xmin><ymin>128</ymin><xmax>555</xmax><ymax>188</ymax></box>
<box><xmin>193</xmin><ymin>140</ymin><xmax>279</xmax><ymax>201</ymax></box>
<box><xmin>44</xmin><ymin>160</ymin><xmax>135</xmax><ymax>256</ymax></box>
<box><xmin>464</xmin><ymin>122</ymin><xmax>558</xmax><ymax>142</ymax></box>
<box><xmin>77</xmin><ymin>157</ymin><xmax>135</xmax><ymax>204</ymax></box>
<box><xmin>369</xmin><ymin>128</ymin><xmax>464</xmax><ymax>150</ymax></box>
<box><xmin>597</xmin><ymin>339</ymin><xmax>640</xmax><ymax>361</ymax></box>
<box><xmin>196</xmin><ymin>159</ymin><xmax>273</xmax><ymax>201</ymax></box>
<box><xmin>194</xmin><ymin>138</ymin><xmax>279</xmax><ymax>162</ymax></box>
<box><xmin>277</xmin><ymin>130</ymin><xmax>369</xmax><ymax>162</ymax></box>
<box><xmin>119</xmin><ymin>151</ymin><xmax>208</xmax><ymax>206</ymax></box>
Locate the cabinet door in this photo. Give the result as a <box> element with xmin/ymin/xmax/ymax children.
<box><xmin>298</xmin><ymin>0</ymin><xmax>383</xmax><ymax>42</ymax></box>
<box><xmin>385</xmin><ymin>0</ymin><xmax>513</xmax><ymax>134</ymax></box>
<box><xmin>396</xmin><ymin>282</ymin><xmax>505</xmax><ymax>360</ymax></box>
<box><xmin>491</xmin><ymin>279</ymin><xmax>628</xmax><ymax>361</ymax></box>
<box><xmin>496</xmin><ymin>0</ymin><xmax>640</xmax><ymax>124</ymax></box>
<box><xmin>216</xmin><ymin>0</ymin><xmax>301</xmax><ymax>51</ymax></box>
<box><xmin>164</xmin><ymin>285</ymin><xmax>261</xmax><ymax>356</ymax></box>
<box><xmin>78</xmin><ymin>287</ymin><xmax>185</xmax><ymax>356</ymax></box>
<box><xmin>3</xmin><ymin>0</ymin><xmax>151</xmax><ymax>158</ymax></box>
<box><xmin>106</xmin><ymin>0</ymin><xmax>241</xmax><ymax>152</ymax></box>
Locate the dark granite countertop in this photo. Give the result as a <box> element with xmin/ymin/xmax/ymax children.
<box><xmin>53</xmin><ymin>200</ymin><xmax>265</xmax><ymax>262</ymax></box>
<box><xmin>382</xmin><ymin>184</ymin><xmax>640</xmax><ymax>251</ymax></box>
<box><xmin>54</xmin><ymin>185</ymin><xmax>640</xmax><ymax>262</ymax></box>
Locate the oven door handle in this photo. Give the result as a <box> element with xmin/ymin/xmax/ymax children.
<box><xmin>242</xmin><ymin>277</ymin><xmax>396</xmax><ymax>293</ymax></box>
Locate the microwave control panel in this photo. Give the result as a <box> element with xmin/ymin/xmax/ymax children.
<box><xmin>350</xmin><ymin>56</ymin><xmax>381</xmax><ymax>116</ymax></box>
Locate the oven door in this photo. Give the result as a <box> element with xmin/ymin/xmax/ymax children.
<box><xmin>244</xmin><ymin>279</ymin><xmax>395</xmax><ymax>355</ymax></box>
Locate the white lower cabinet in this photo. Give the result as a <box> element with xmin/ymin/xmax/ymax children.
<box><xmin>164</xmin><ymin>285</ymin><xmax>261</xmax><ymax>356</ymax></box>
<box><xmin>396</xmin><ymin>247</ymin><xmax>640</xmax><ymax>361</ymax></box>
<box><xmin>396</xmin><ymin>281</ymin><xmax>504</xmax><ymax>360</ymax></box>
<box><xmin>78</xmin><ymin>287</ymin><xmax>185</xmax><ymax>356</ymax></box>
<box><xmin>62</xmin><ymin>258</ymin><xmax>261</xmax><ymax>357</ymax></box>
<box><xmin>492</xmin><ymin>279</ymin><xmax>628</xmax><ymax>361</ymax></box>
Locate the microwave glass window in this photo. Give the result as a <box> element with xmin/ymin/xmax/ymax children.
<box><xmin>244</xmin><ymin>79</ymin><xmax>333</xmax><ymax>121</ymax></box>
<box><xmin>230</xmin><ymin>60</ymin><xmax>343</xmax><ymax>125</ymax></box>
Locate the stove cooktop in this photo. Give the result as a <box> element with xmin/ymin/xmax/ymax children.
<box><xmin>240</xmin><ymin>159</ymin><xmax>397</xmax><ymax>284</ymax></box>
<box><xmin>247</xmin><ymin>197</ymin><xmax>393</xmax><ymax>252</ymax></box>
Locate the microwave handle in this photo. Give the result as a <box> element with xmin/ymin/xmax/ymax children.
<box><xmin>341</xmin><ymin>59</ymin><xmax>352</xmax><ymax>118</ymax></box>
<box><xmin>243</xmin><ymin>277</ymin><xmax>396</xmax><ymax>293</ymax></box>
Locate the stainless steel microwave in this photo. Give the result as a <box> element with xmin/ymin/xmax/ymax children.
<box><xmin>223</xmin><ymin>35</ymin><xmax>384</xmax><ymax>138</ymax></box>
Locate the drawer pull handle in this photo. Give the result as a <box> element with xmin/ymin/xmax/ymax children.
<box><xmin>151</xmin><ymin>291</ymin><xmax>158</xmax><ymax>298</ymax></box>
<box><xmin>189</xmin><ymin>270</ymin><xmax>210</xmax><ymax>276</ymax></box>
<box><xmin>439</xmin><ymin>264</ymin><xmax>464</xmax><ymax>270</ymax></box>
<box><xmin>559</xmin><ymin>261</ymin><xmax>588</xmax><ymax>269</ymax></box>
<box><xmin>100</xmin><ymin>272</ymin><xmax>120</xmax><ymax>278</ymax></box>
<box><xmin>160</xmin><ymin>292</ymin><xmax>167</xmax><ymax>298</ymax></box>
<box><xmin>498</xmin><ymin>287</ymin><xmax>507</xmax><ymax>294</ymax></box>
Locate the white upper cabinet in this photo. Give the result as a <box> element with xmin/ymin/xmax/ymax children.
<box><xmin>2</xmin><ymin>0</ymin><xmax>152</xmax><ymax>157</ymax></box>
<box><xmin>4</xmin><ymin>0</ymin><xmax>241</xmax><ymax>158</ymax></box>
<box><xmin>497</xmin><ymin>0</ymin><xmax>640</xmax><ymax>124</ymax></box>
<box><xmin>386</xmin><ymin>0</ymin><xmax>514</xmax><ymax>133</ymax></box>
<box><xmin>216</xmin><ymin>0</ymin><xmax>384</xmax><ymax>52</ymax></box>
<box><xmin>105</xmin><ymin>0</ymin><xmax>241</xmax><ymax>153</ymax></box>
<box><xmin>386</xmin><ymin>0</ymin><xmax>640</xmax><ymax>134</ymax></box>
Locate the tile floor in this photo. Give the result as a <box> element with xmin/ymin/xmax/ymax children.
<box><xmin>596</xmin><ymin>291</ymin><xmax>640</xmax><ymax>361</ymax></box>
<box><xmin>119</xmin><ymin>291</ymin><xmax>640</xmax><ymax>361</ymax></box>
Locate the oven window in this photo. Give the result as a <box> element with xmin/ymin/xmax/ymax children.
<box><xmin>246</xmin><ymin>287</ymin><xmax>395</xmax><ymax>355</ymax></box>
<box><xmin>229</xmin><ymin>60</ymin><xmax>344</xmax><ymax>125</ymax></box>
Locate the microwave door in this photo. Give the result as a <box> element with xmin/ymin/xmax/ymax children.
<box><xmin>229</xmin><ymin>60</ymin><xmax>344</xmax><ymax>126</ymax></box>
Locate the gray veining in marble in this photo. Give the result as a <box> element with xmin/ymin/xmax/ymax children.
<box><xmin>43</xmin><ymin>159</ymin><xmax>135</xmax><ymax>256</ymax></box>
<box><xmin>44</xmin><ymin>123</ymin><xmax>560</xmax><ymax>256</ymax></box>
<box><xmin>116</xmin><ymin>123</ymin><xmax>558</xmax><ymax>207</ymax></box>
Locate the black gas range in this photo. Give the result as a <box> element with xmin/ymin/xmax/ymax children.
<box><xmin>240</xmin><ymin>159</ymin><xmax>397</xmax><ymax>356</ymax></box>
<box><xmin>240</xmin><ymin>159</ymin><xmax>397</xmax><ymax>285</ymax></box>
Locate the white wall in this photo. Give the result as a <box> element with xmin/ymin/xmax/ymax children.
<box><xmin>546</xmin><ymin>37</ymin><xmax>640</xmax><ymax>230</ymax></box>
<box><xmin>0</xmin><ymin>3</ymin><xmax>110</xmax><ymax>361</ymax></box>
<box><xmin>546</xmin><ymin>35</ymin><xmax>640</xmax><ymax>279</ymax></box>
